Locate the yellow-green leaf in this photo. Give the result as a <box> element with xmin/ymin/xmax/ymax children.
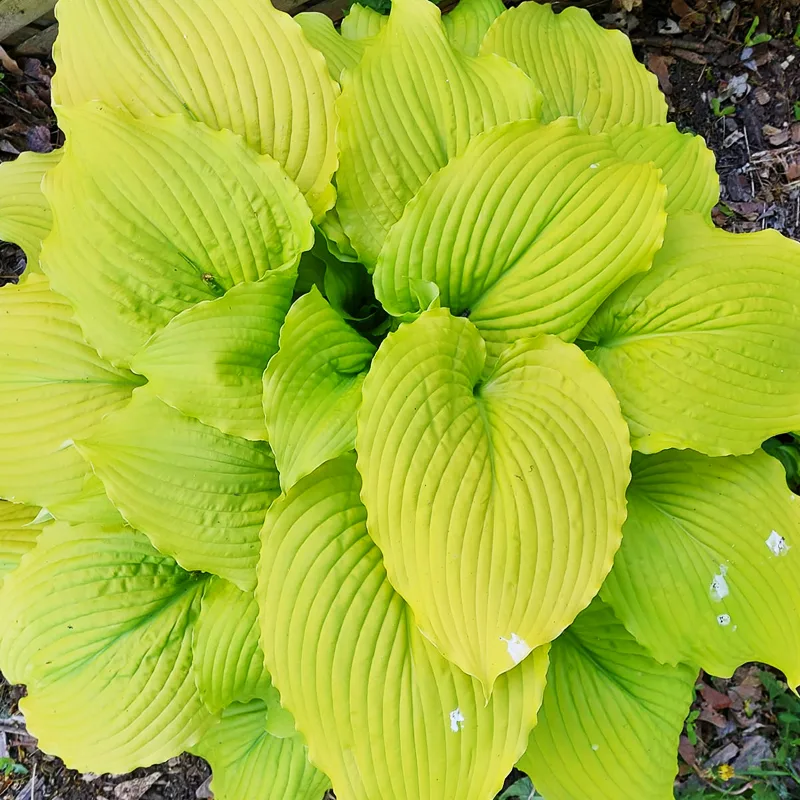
<box><xmin>582</xmin><ymin>213</ymin><xmax>800</xmax><ymax>456</ymax></box>
<box><xmin>263</xmin><ymin>287</ymin><xmax>375</xmax><ymax>491</ymax></box>
<box><xmin>76</xmin><ymin>391</ymin><xmax>280</xmax><ymax>590</ymax></box>
<box><xmin>482</xmin><ymin>1</ymin><xmax>667</xmax><ymax>133</ymax></box>
<box><xmin>41</xmin><ymin>104</ymin><xmax>313</xmax><ymax>368</ymax></box>
<box><xmin>296</xmin><ymin>12</ymin><xmax>364</xmax><ymax>81</ymax></box>
<box><xmin>52</xmin><ymin>0</ymin><xmax>339</xmax><ymax>217</ymax></box>
<box><xmin>356</xmin><ymin>309</ymin><xmax>630</xmax><ymax>692</ymax></box>
<box><xmin>341</xmin><ymin>4</ymin><xmax>387</xmax><ymax>39</ymax></box>
<box><xmin>257</xmin><ymin>455</ymin><xmax>550</xmax><ymax>800</ymax></box>
<box><xmin>191</xmin><ymin>700</ymin><xmax>331</xmax><ymax>800</ymax></box>
<box><xmin>374</xmin><ymin>118</ymin><xmax>667</xmax><ymax>362</ymax></box>
<box><xmin>602</xmin><ymin>449</ymin><xmax>800</xmax><ymax>689</ymax></box>
<box><xmin>609</xmin><ymin>123</ymin><xmax>719</xmax><ymax>217</ymax></box>
<box><xmin>131</xmin><ymin>270</ymin><xmax>296</xmax><ymax>441</ymax></box>
<box><xmin>443</xmin><ymin>0</ymin><xmax>505</xmax><ymax>55</ymax></box>
<box><xmin>519</xmin><ymin>598</ymin><xmax>696</xmax><ymax>800</ymax></box>
<box><xmin>192</xmin><ymin>577</ymin><xmax>273</xmax><ymax>714</ymax></box>
<box><xmin>0</xmin><ymin>150</ymin><xmax>61</xmax><ymax>273</ymax></box>
<box><xmin>0</xmin><ymin>501</ymin><xmax>44</xmax><ymax>584</ymax></box>
<box><xmin>0</xmin><ymin>522</ymin><xmax>214</xmax><ymax>772</ymax></box>
<box><xmin>336</xmin><ymin>0</ymin><xmax>541</xmax><ymax>266</ymax></box>
<box><xmin>0</xmin><ymin>275</ymin><xmax>142</xmax><ymax>510</ymax></box>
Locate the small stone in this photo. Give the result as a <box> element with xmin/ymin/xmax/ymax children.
<box><xmin>769</xmin><ymin>130</ymin><xmax>790</xmax><ymax>147</ymax></box>
<box><xmin>719</xmin><ymin>0</ymin><xmax>736</xmax><ymax>21</ymax></box>
<box><xmin>113</xmin><ymin>773</ymin><xmax>161</xmax><ymax>800</ymax></box>
<box><xmin>196</xmin><ymin>776</ymin><xmax>214</xmax><ymax>799</ymax></box>
<box><xmin>754</xmin><ymin>87</ymin><xmax>771</xmax><ymax>105</ymax></box>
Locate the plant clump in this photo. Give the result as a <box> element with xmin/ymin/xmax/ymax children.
<box><xmin>0</xmin><ymin>0</ymin><xmax>799</xmax><ymax>798</ymax></box>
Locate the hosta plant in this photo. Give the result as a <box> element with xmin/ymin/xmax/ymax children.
<box><xmin>1</xmin><ymin>0</ymin><xmax>799</xmax><ymax>798</ymax></box>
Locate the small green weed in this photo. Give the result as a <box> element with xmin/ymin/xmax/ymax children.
<box><xmin>744</xmin><ymin>16</ymin><xmax>772</xmax><ymax>47</ymax></box>
<box><xmin>0</xmin><ymin>756</ymin><xmax>28</xmax><ymax>779</ymax></box>
<box><xmin>711</xmin><ymin>97</ymin><xmax>735</xmax><ymax>117</ymax></box>
<box><xmin>685</xmin><ymin>708</ymin><xmax>701</xmax><ymax>746</ymax></box>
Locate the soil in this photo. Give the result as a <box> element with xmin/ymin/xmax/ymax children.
<box><xmin>0</xmin><ymin>1</ymin><xmax>799</xmax><ymax>798</ymax></box>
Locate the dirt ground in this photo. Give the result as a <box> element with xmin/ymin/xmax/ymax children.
<box><xmin>0</xmin><ymin>0</ymin><xmax>799</xmax><ymax>798</ymax></box>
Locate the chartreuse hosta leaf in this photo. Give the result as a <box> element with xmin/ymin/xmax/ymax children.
<box><xmin>602</xmin><ymin>449</ymin><xmax>800</xmax><ymax>689</ymax></box>
<box><xmin>336</xmin><ymin>0</ymin><xmax>541</xmax><ymax>266</ymax></box>
<box><xmin>258</xmin><ymin>455</ymin><xmax>550</xmax><ymax>800</ymax></box>
<box><xmin>482</xmin><ymin>1</ymin><xmax>667</xmax><ymax>133</ymax></box>
<box><xmin>52</xmin><ymin>0</ymin><xmax>339</xmax><ymax>217</ymax></box>
<box><xmin>300</xmin><ymin>0</ymin><xmax>504</xmax><ymax>82</ymax></box>
<box><xmin>0</xmin><ymin>501</ymin><xmax>44</xmax><ymax>584</ymax></box>
<box><xmin>582</xmin><ymin>213</ymin><xmax>800</xmax><ymax>456</ymax></box>
<box><xmin>356</xmin><ymin>309</ymin><xmax>630</xmax><ymax>691</ymax></box>
<box><xmin>609</xmin><ymin>123</ymin><xmax>719</xmax><ymax>217</ymax></box>
<box><xmin>263</xmin><ymin>287</ymin><xmax>375</xmax><ymax>491</ymax></box>
<box><xmin>442</xmin><ymin>0</ymin><xmax>506</xmax><ymax>56</ymax></box>
<box><xmin>341</xmin><ymin>4</ymin><xmax>387</xmax><ymax>39</ymax></box>
<box><xmin>519</xmin><ymin>598</ymin><xmax>696</xmax><ymax>800</ymax></box>
<box><xmin>76</xmin><ymin>391</ymin><xmax>280</xmax><ymax>590</ymax></box>
<box><xmin>296</xmin><ymin>13</ymin><xmax>364</xmax><ymax>81</ymax></box>
<box><xmin>0</xmin><ymin>275</ymin><xmax>142</xmax><ymax>511</ymax></box>
<box><xmin>0</xmin><ymin>150</ymin><xmax>61</xmax><ymax>272</ymax></box>
<box><xmin>191</xmin><ymin>700</ymin><xmax>331</xmax><ymax>800</ymax></box>
<box><xmin>41</xmin><ymin>104</ymin><xmax>313</xmax><ymax>368</ymax></box>
<box><xmin>0</xmin><ymin>522</ymin><xmax>214</xmax><ymax>772</ymax></box>
<box><xmin>375</xmin><ymin>118</ymin><xmax>667</xmax><ymax>360</ymax></box>
<box><xmin>131</xmin><ymin>268</ymin><xmax>296</xmax><ymax>441</ymax></box>
<box><xmin>192</xmin><ymin>577</ymin><xmax>272</xmax><ymax>714</ymax></box>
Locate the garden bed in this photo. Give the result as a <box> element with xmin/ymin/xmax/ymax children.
<box><xmin>0</xmin><ymin>0</ymin><xmax>798</xmax><ymax>798</ymax></box>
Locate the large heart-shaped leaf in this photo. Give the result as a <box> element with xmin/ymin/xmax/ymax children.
<box><xmin>582</xmin><ymin>213</ymin><xmax>800</xmax><ymax>456</ymax></box>
<box><xmin>0</xmin><ymin>150</ymin><xmax>61</xmax><ymax>272</ymax></box>
<box><xmin>0</xmin><ymin>523</ymin><xmax>214</xmax><ymax>772</ymax></box>
<box><xmin>263</xmin><ymin>287</ymin><xmax>375</xmax><ymax>491</ymax></box>
<box><xmin>482</xmin><ymin>2</ymin><xmax>667</xmax><ymax>133</ymax></box>
<box><xmin>257</xmin><ymin>455</ymin><xmax>550</xmax><ymax>800</ymax></box>
<box><xmin>41</xmin><ymin>104</ymin><xmax>313</xmax><ymax>367</ymax></box>
<box><xmin>335</xmin><ymin>0</ymin><xmax>541</xmax><ymax>266</ymax></box>
<box><xmin>356</xmin><ymin>309</ymin><xmax>630</xmax><ymax>691</ymax></box>
<box><xmin>77</xmin><ymin>391</ymin><xmax>280</xmax><ymax>590</ymax></box>
<box><xmin>192</xmin><ymin>577</ymin><xmax>273</xmax><ymax>714</ymax></box>
<box><xmin>602</xmin><ymin>449</ymin><xmax>800</xmax><ymax>689</ymax></box>
<box><xmin>191</xmin><ymin>700</ymin><xmax>331</xmax><ymax>800</ymax></box>
<box><xmin>519</xmin><ymin>598</ymin><xmax>696</xmax><ymax>800</ymax></box>
<box><xmin>131</xmin><ymin>270</ymin><xmax>296</xmax><ymax>441</ymax></box>
<box><xmin>0</xmin><ymin>275</ymin><xmax>142</xmax><ymax>510</ymax></box>
<box><xmin>52</xmin><ymin>0</ymin><xmax>339</xmax><ymax>216</ymax></box>
<box><xmin>374</xmin><ymin>118</ymin><xmax>667</xmax><ymax>361</ymax></box>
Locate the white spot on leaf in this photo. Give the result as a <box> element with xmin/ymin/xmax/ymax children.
<box><xmin>500</xmin><ymin>633</ymin><xmax>531</xmax><ymax>664</ymax></box>
<box><xmin>766</xmin><ymin>530</ymin><xmax>790</xmax><ymax>557</ymax></box>
<box><xmin>591</xmin><ymin>744</ymin><xmax>600</xmax><ymax>751</ymax></box>
<box><xmin>589</xmin><ymin>163</ymin><xmax>599</xmax><ymax>169</ymax></box>
<box><xmin>710</xmin><ymin>565</ymin><xmax>729</xmax><ymax>601</ymax></box>
<box><xmin>449</xmin><ymin>708</ymin><xmax>465</xmax><ymax>733</ymax></box>
<box><xmin>717</xmin><ymin>614</ymin><xmax>731</xmax><ymax>626</ymax></box>
<box><xmin>29</xmin><ymin>508</ymin><xmax>53</xmax><ymax>526</ymax></box>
